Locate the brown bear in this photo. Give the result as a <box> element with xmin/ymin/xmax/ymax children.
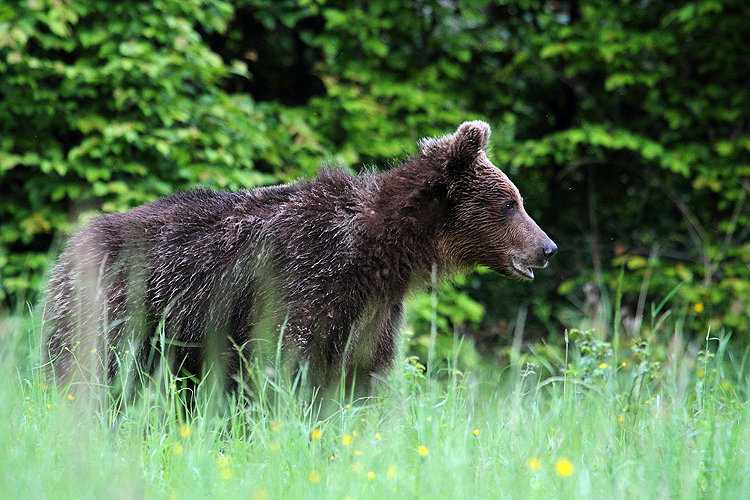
<box><xmin>43</xmin><ymin>121</ymin><xmax>556</xmax><ymax>401</ymax></box>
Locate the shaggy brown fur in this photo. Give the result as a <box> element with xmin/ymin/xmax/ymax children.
<box><xmin>43</xmin><ymin>121</ymin><xmax>556</xmax><ymax>399</ymax></box>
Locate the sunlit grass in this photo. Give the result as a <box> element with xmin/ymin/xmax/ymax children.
<box><xmin>1</xmin><ymin>309</ymin><xmax>749</xmax><ymax>499</ymax></box>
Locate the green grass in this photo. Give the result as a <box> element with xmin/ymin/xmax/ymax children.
<box><xmin>1</xmin><ymin>311</ymin><xmax>749</xmax><ymax>500</ymax></box>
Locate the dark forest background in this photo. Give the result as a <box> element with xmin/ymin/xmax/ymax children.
<box><xmin>1</xmin><ymin>0</ymin><xmax>749</xmax><ymax>364</ymax></box>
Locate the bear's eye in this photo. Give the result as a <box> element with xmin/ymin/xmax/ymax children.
<box><xmin>503</xmin><ymin>200</ymin><xmax>516</xmax><ymax>211</ymax></box>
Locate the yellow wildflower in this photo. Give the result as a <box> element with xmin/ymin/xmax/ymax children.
<box><xmin>555</xmin><ymin>458</ymin><xmax>574</xmax><ymax>478</ymax></box>
<box><xmin>343</xmin><ymin>434</ymin><xmax>352</xmax><ymax>446</ymax></box>
<box><xmin>367</xmin><ymin>471</ymin><xmax>376</xmax><ymax>480</ymax></box>
<box><xmin>417</xmin><ymin>445</ymin><xmax>429</xmax><ymax>456</ymax></box>
<box><xmin>387</xmin><ymin>465</ymin><xmax>398</xmax><ymax>480</ymax></box>
<box><xmin>178</xmin><ymin>424</ymin><xmax>192</xmax><ymax>438</ymax></box>
<box><xmin>309</xmin><ymin>426</ymin><xmax>322</xmax><ymax>441</ymax></box>
<box><xmin>269</xmin><ymin>420</ymin><xmax>283</xmax><ymax>432</ymax></box>
<box><xmin>216</xmin><ymin>454</ymin><xmax>231</xmax><ymax>468</ymax></box>
<box><xmin>526</xmin><ymin>457</ymin><xmax>541</xmax><ymax>472</ymax></box>
<box><xmin>308</xmin><ymin>470</ymin><xmax>322</xmax><ymax>484</ymax></box>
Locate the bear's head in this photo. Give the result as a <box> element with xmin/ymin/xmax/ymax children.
<box><xmin>422</xmin><ymin>121</ymin><xmax>557</xmax><ymax>280</ymax></box>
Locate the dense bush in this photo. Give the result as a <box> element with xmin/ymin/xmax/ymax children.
<box><xmin>1</xmin><ymin>0</ymin><xmax>748</xmax><ymax>355</ymax></box>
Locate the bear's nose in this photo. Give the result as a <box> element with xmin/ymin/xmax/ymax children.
<box><xmin>543</xmin><ymin>240</ymin><xmax>558</xmax><ymax>260</ymax></box>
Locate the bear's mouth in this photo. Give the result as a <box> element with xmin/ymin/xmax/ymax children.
<box><xmin>510</xmin><ymin>257</ymin><xmax>548</xmax><ymax>281</ymax></box>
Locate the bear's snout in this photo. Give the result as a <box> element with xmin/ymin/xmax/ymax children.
<box><xmin>507</xmin><ymin>218</ymin><xmax>557</xmax><ymax>281</ymax></box>
<box><xmin>543</xmin><ymin>240</ymin><xmax>558</xmax><ymax>260</ymax></box>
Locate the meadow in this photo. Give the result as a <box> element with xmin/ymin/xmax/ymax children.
<box><xmin>1</xmin><ymin>304</ymin><xmax>748</xmax><ymax>500</ymax></box>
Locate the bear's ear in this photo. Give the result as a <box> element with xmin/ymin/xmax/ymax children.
<box><xmin>447</xmin><ymin>120</ymin><xmax>490</xmax><ymax>173</ymax></box>
<box><xmin>418</xmin><ymin>120</ymin><xmax>491</xmax><ymax>173</ymax></box>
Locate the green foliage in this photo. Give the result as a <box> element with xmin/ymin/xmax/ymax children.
<box><xmin>406</xmin><ymin>272</ymin><xmax>486</xmax><ymax>363</ymax></box>
<box><xmin>2</xmin><ymin>0</ymin><xmax>749</xmax><ymax>354</ymax></box>
<box><xmin>0</xmin><ymin>0</ymin><xmax>275</xmax><ymax>305</ymax></box>
<box><xmin>488</xmin><ymin>0</ymin><xmax>750</xmax><ymax>344</ymax></box>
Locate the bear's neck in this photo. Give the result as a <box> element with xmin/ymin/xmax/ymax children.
<box><xmin>367</xmin><ymin>157</ymin><xmax>454</xmax><ymax>286</ymax></box>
